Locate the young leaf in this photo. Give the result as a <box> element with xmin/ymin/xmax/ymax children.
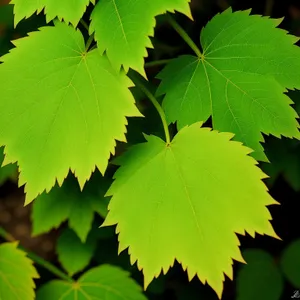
<box><xmin>236</xmin><ymin>249</ymin><xmax>283</xmax><ymax>300</ymax></box>
<box><xmin>280</xmin><ymin>239</ymin><xmax>300</xmax><ymax>288</ymax></box>
<box><xmin>103</xmin><ymin>122</ymin><xmax>279</xmax><ymax>298</ymax></box>
<box><xmin>0</xmin><ymin>242</ymin><xmax>39</xmax><ymax>300</ymax></box>
<box><xmin>0</xmin><ymin>22</ymin><xmax>141</xmax><ymax>204</ymax></box>
<box><xmin>56</xmin><ymin>228</ymin><xmax>97</xmax><ymax>277</ymax></box>
<box><xmin>157</xmin><ymin>9</ymin><xmax>300</xmax><ymax>161</ymax></box>
<box><xmin>32</xmin><ymin>174</ymin><xmax>110</xmax><ymax>242</ymax></box>
<box><xmin>11</xmin><ymin>0</ymin><xmax>94</xmax><ymax>27</ymax></box>
<box><xmin>36</xmin><ymin>265</ymin><xmax>147</xmax><ymax>300</ymax></box>
<box><xmin>89</xmin><ymin>0</ymin><xmax>192</xmax><ymax>76</ymax></box>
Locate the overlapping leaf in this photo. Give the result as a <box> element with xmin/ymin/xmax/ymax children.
<box><xmin>32</xmin><ymin>173</ymin><xmax>110</xmax><ymax>242</ymax></box>
<box><xmin>36</xmin><ymin>265</ymin><xmax>147</xmax><ymax>300</ymax></box>
<box><xmin>236</xmin><ymin>249</ymin><xmax>283</xmax><ymax>300</ymax></box>
<box><xmin>103</xmin><ymin>123</ymin><xmax>279</xmax><ymax>298</ymax></box>
<box><xmin>90</xmin><ymin>0</ymin><xmax>192</xmax><ymax>75</ymax></box>
<box><xmin>262</xmin><ymin>137</ymin><xmax>300</xmax><ymax>190</ymax></box>
<box><xmin>0</xmin><ymin>22</ymin><xmax>141</xmax><ymax>203</ymax></box>
<box><xmin>57</xmin><ymin>229</ymin><xmax>97</xmax><ymax>276</ymax></box>
<box><xmin>280</xmin><ymin>239</ymin><xmax>300</xmax><ymax>288</ymax></box>
<box><xmin>157</xmin><ymin>9</ymin><xmax>300</xmax><ymax>161</ymax></box>
<box><xmin>0</xmin><ymin>242</ymin><xmax>39</xmax><ymax>300</ymax></box>
<box><xmin>11</xmin><ymin>0</ymin><xmax>94</xmax><ymax>26</ymax></box>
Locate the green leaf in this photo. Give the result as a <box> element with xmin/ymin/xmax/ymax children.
<box><xmin>263</xmin><ymin>137</ymin><xmax>300</xmax><ymax>190</ymax></box>
<box><xmin>0</xmin><ymin>242</ymin><xmax>39</xmax><ymax>300</ymax></box>
<box><xmin>89</xmin><ymin>0</ymin><xmax>192</xmax><ymax>75</ymax></box>
<box><xmin>11</xmin><ymin>0</ymin><xmax>94</xmax><ymax>26</ymax></box>
<box><xmin>157</xmin><ymin>9</ymin><xmax>300</xmax><ymax>161</ymax></box>
<box><xmin>32</xmin><ymin>173</ymin><xmax>110</xmax><ymax>242</ymax></box>
<box><xmin>280</xmin><ymin>239</ymin><xmax>300</xmax><ymax>288</ymax></box>
<box><xmin>57</xmin><ymin>228</ymin><xmax>97</xmax><ymax>277</ymax></box>
<box><xmin>103</xmin><ymin>122</ymin><xmax>279</xmax><ymax>298</ymax></box>
<box><xmin>36</xmin><ymin>265</ymin><xmax>147</xmax><ymax>300</ymax></box>
<box><xmin>236</xmin><ymin>249</ymin><xmax>283</xmax><ymax>300</ymax></box>
<box><xmin>0</xmin><ymin>22</ymin><xmax>141</xmax><ymax>204</ymax></box>
<box><xmin>0</xmin><ymin>4</ymin><xmax>14</xmax><ymax>28</ymax></box>
<box><xmin>0</xmin><ymin>146</ymin><xmax>17</xmax><ymax>185</ymax></box>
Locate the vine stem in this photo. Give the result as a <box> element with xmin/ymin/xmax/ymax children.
<box><xmin>130</xmin><ymin>74</ymin><xmax>171</xmax><ymax>144</ymax></box>
<box><xmin>0</xmin><ymin>226</ymin><xmax>72</xmax><ymax>282</ymax></box>
<box><xmin>85</xmin><ymin>33</ymin><xmax>95</xmax><ymax>52</ymax></box>
<box><xmin>167</xmin><ymin>14</ymin><xmax>203</xmax><ymax>59</ymax></box>
<box><xmin>79</xmin><ymin>19</ymin><xmax>89</xmax><ymax>32</ymax></box>
<box><xmin>145</xmin><ymin>59</ymin><xmax>173</xmax><ymax>68</ymax></box>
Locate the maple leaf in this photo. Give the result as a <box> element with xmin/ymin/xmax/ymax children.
<box><xmin>0</xmin><ymin>22</ymin><xmax>141</xmax><ymax>204</ymax></box>
<box><xmin>156</xmin><ymin>9</ymin><xmax>300</xmax><ymax>161</ymax></box>
<box><xmin>36</xmin><ymin>265</ymin><xmax>147</xmax><ymax>300</ymax></box>
<box><xmin>32</xmin><ymin>174</ymin><xmax>110</xmax><ymax>242</ymax></box>
<box><xmin>11</xmin><ymin>0</ymin><xmax>95</xmax><ymax>26</ymax></box>
<box><xmin>89</xmin><ymin>0</ymin><xmax>192</xmax><ymax>76</ymax></box>
<box><xmin>103</xmin><ymin>123</ymin><xmax>280</xmax><ymax>298</ymax></box>
<box><xmin>0</xmin><ymin>242</ymin><xmax>39</xmax><ymax>300</ymax></box>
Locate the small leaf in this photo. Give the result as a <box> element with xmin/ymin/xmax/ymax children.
<box><xmin>57</xmin><ymin>228</ymin><xmax>97</xmax><ymax>276</ymax></box>
<box><xmin>157</xmin><ymin>9</ymin><xmax>300</xmax><ymax>161</ymax></box>
<box><xmin>90</xmin><ymin>0</ymin><xmax>192</xmax><ymax>75</ymax></box>
<box><xmin>36</xmin><ymin>265</ymin><xmax>147</xmax><ymax>300</ymax></box>
<box><xmin>0</xmin><ymin>22</ymin><xmax>141</xmax><ymax>203</ymax></box>
<box><xmin>0</xmin><ymin>242</ymin><xmax>39</xmax><ymax>300</ymax></box>
<box><xmin>280</xmin><ymin>239</ymin><xmax>300</xmax><ymax>288</ymax></box>
<box><xmin>32</xmin><ymin>173</ymin><xmax>110</xmax><ymax>242</ymax></box>
<box><xmin>11</xmin><ymin>0</ymin><xmax>94</xmax><ymax>26</ymax></box>
<box><xmin>236</xmin><ymin>249</ymin><xmax>283</xmax><ymax>300</ymax></box>
<box><xmin>103</xmin><ymin>123</ymin><xmax>279</xmax><ymax>298</ymax></box>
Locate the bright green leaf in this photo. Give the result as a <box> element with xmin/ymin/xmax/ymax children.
<box><xmin>103</xmin><ymin>122</ymin><xmax>279</xmax><ymax>298</ymax></box>
<box><xmin>57</xmin><ymin>228</ymin><xmax>97</xmax><ymax>276</ymax></box>
<box><xmin>280</xmin><ymin>239</ymin><xmax>300</xmax><ymax>288</ymax></box>
<box><xmin>0</xmin><ymin>242</ymin><xmax>39</xmax><ymax>300</ymax></box>
<box><xmin>90</xmin><ymin>0</ymin><xmax>192</xmax><ymax>75</ymax></box>
<box><xmin>36</xmin><ymin>264</ymin><xmax>147</xmax><ymax>300</ymax></box>
<box><xmin>32</xmin><ymin>173</ymin><xmax>110</xmax><ymax>242</ymax></box>
<box><xmin>11</xmin><ymin>0</ymin><xmax>94</xmax><ymax>26</ymax></box>
<box><xmin>157</xmin><ymin>9</ymin><xmax>300</xmax><ymax>161</ymax></box>
<box><xmin>0</xmin><ymin>22</ymin><xmax>141</xmax><ymax>204</ymax></box>
<box><xmin>236</xmin><ymin>249</ymin><xmax>283</xmax><ymax>300</ymax></box>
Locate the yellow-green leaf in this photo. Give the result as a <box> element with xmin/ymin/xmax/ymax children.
<box><xmin>104</xmin><ymin>123</ymin><xmax>280</xmax><ymax>298</ymax></box>
<box><xmin>0</xmin><ymin>22</ymin><xmax>141</xmax><ymax>204</ymax></box>
<box><xmin>0</xmin><ymin>242</ymin><xmax>39</xmax><ymax>300</ymax></box>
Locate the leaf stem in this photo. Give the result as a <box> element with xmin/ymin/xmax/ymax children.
<box><xmin>167</xmin><ymin>15</ymin><xmax>203</xmax><ymax>59</ymax></box>
<box><xmin>130</xmin><ymin>74</ymin><xmax>171</xmax><ymax>144</ymax></box>
<box><xmin>0</xmin><ymin>226</ymin><xmax>73</xmax><ymax>282</ymax></box>
<box><xmin>26</xmin><ymin>251</ymin><xmax>73</xmax><ymax>282</ymax></box>
<box><xmin>85</xmin><ymin>33</ymin><xmax>95</xmax><ymax>52</ymax></box>
<box><xmin>0</xmin><ymin>227</ymin><xmax>14</xmax><ymax>242</ymax></box>
<box><xmin>145</xmin><ymin>59</ymin><xmax>173</xmax><ymax>68</ymax></box>
<box><xmin>80</xmin><ymin>19</ymin><xmax>89</xmax><ymax>32</ymax></box>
